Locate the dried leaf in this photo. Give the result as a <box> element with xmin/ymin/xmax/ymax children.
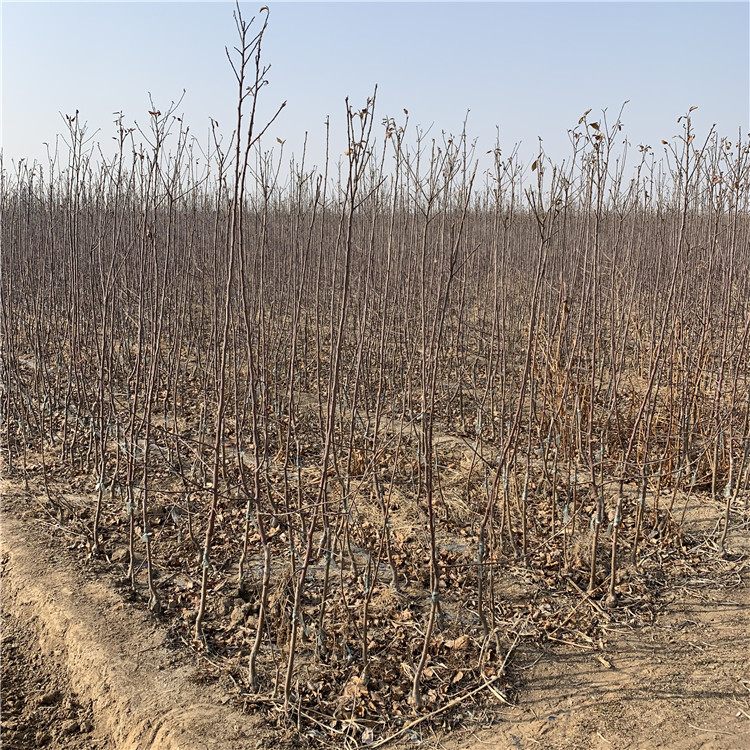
<box><xmin>448</xmin><ymin>634</ymin><xmax>470</xmax><ymax>650</ymax></box>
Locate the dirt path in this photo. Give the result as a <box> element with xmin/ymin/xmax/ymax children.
<box><xmin>451</xmin><ymin>584</ymin><xmax>750</xmax><ymax>750</ymax></box>
<box><xmin>2</xmin><ymin>486</ymin><xmax>749</xmax><ymax>750</ymax></box>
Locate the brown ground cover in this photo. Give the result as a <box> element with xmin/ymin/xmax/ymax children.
<box><xmin>3</xmin><ymin>478</ymin><xmax>748</xmax><ymax>750</ymax></box>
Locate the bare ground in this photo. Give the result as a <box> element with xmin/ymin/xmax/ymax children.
<box><xmin>1</xmin><ymin>609</ymin><xmax>106</xmax><ymax>750</ymax></box>
<box><xmin>1</xmin><ymin>492</ymin><xmax>269</xmax><ymax>750</ymax></box>
<box><xmin>454</xmin><ymin>500</ymin><xmax>750</xmax><ymax>750</ymax></box>
<box><xmin>455</xmin><ymin>583</ymin><xmax>750</xmax><ymax>750</ymax></box>
<box><xmin>2</xmin><ymin>481</ymin><xmax>750</xmax><ymax>750</ymax></box>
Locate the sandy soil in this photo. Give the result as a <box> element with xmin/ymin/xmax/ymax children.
<box><xmin>454</xmin><ymin>500</ymin><xmax>750</xmax><ymax>750</ymax></box>
<box><xmin>1</xmin><ymin>609</ymin><xmax>107</xmax><ymax>750</ymax></box>
<box><xmin>2</xmin><ymin>482</ymin><xmax>749</xmax><ymax>750</ymax></box>
<box><xmin>1</xmin><ymin>498</ymin><xmax>269</xmax><ymax>750</ymax></box>
<box><xmin>457</xmin><ymin>583</ymin><xmax>750</xmax><ymax>750</ymax></box>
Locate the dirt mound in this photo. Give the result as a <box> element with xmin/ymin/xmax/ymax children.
<box><xmin>2</xmin><ymin>610</ymin><xmax>104</xmax><ymax>749</ymax></box>
<box><xmin>1</xmin><ymin>511</ymin><xmax>267</xmax><ymax>750</ymax></box>
<box><xmin>3</xmin><ymin>491</ymin><xmax>750</xmax><ymax>750</ymax></box>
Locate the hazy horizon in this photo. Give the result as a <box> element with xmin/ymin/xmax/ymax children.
<box><xmin>2</xmin><ymin>1</ymin><xmax>748</xmax><ymax>176</ymax></box>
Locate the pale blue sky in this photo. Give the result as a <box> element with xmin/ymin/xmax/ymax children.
<box><xmin>2</xmin><ymin>2</ymin><xmax>748</xmax><ymax>174</ymax></box>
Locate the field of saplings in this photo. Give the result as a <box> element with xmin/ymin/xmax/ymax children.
<box><xmin>2</xmin><ymin>13</ymin><xmax>749</xmax><ymax>745</ymax></box>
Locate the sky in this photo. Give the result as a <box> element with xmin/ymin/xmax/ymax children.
<box><xmin>2</xmin><ymin>1</ymin><xmax>748</xmax><ymax>178</ymax></box>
